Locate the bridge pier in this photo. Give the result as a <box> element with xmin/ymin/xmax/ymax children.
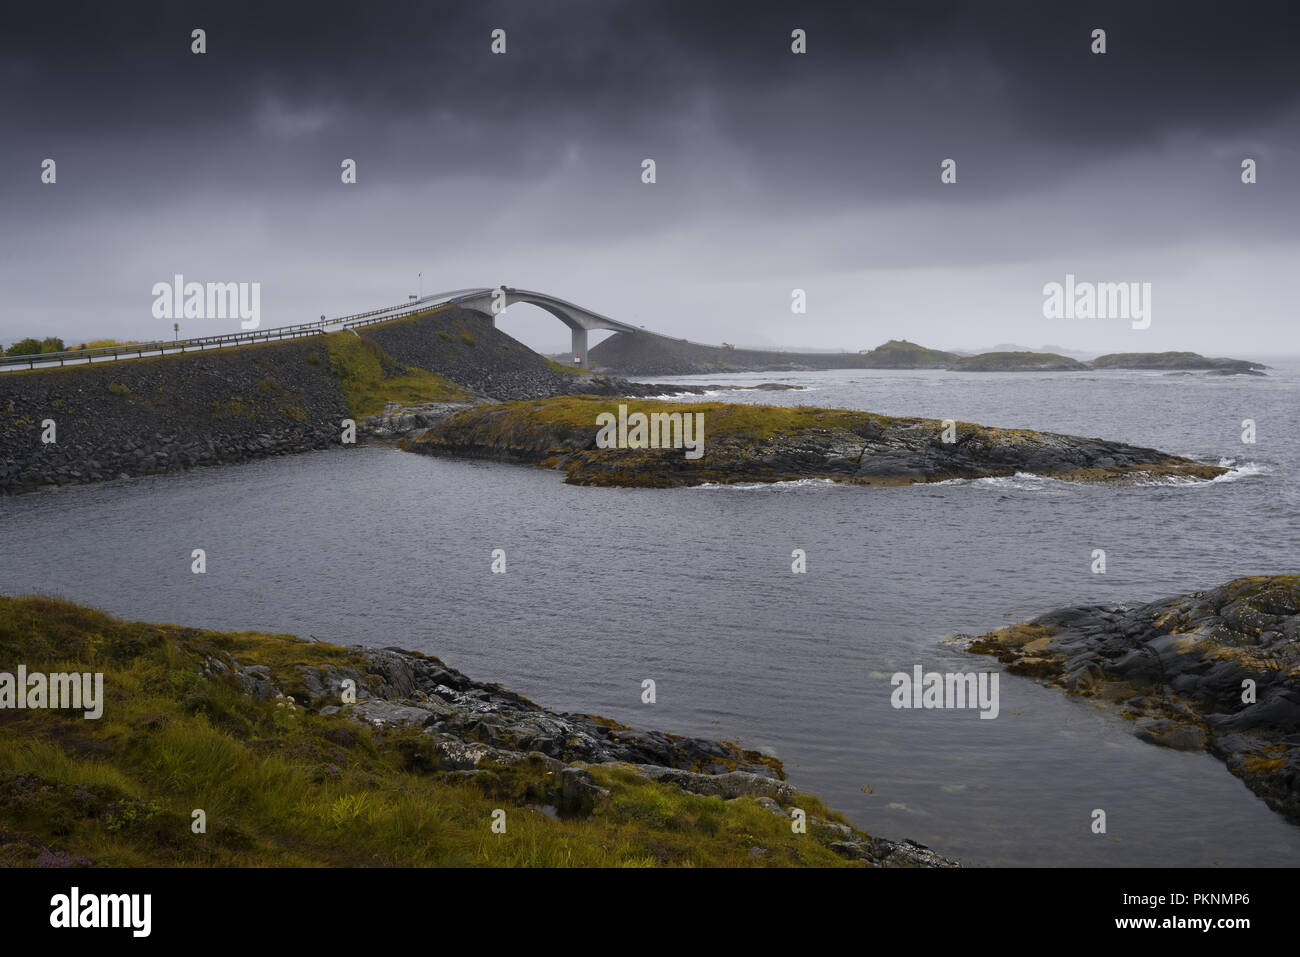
<box><xmin>570</xmin><ymin>327</ymin><xmax>588</xmax><ymax>369</ymax></box>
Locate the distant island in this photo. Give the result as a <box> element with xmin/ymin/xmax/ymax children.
<box><xmin>856</xmin><ymin>339</ymin><xmax>958</xmax><ymax>369</ymax></box>
<box><xmin>1091</xmin><ymin>352</ymin><xmax>1267</xmax><ymax>374</ymax></box>
<box><xmin>947</xmin><ymin>351</ymin><xmax>1086</xmax><ymax>372</ymax></box>
<box><xmin>587</xmin><ymin>333</ymin><xmax>1268</xmax><ymax>376</ymax></box>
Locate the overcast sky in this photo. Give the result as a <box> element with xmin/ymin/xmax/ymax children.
<box><xmin>3</xmin><ymin>0</ymin><xmax>1298</xmax><ymax>357</ymax></box>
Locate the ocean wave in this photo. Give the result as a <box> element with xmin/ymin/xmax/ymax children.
<box><xmin>691</xmin><ymin>462</ymin><xmax>1268</xmax><ymax>493</ymax></box>
<box><xmin>692</xmin><ymin>478</ymin><xmax>842</xmax><ymax>491</ymax></box>
<box><xmin>1209</xmin><ymin>460</ymin><xmax>1268</xmax><ymax>482</ymax></box>
<box><xmin>930</xmin><ymin>472</ymin><xmax>1052</xmax><ymax>491</ymax></box>
<box><xmin>1121</xmin><ymin>460</ymin><xmax>1267</xmax><ymax>487</ymax></box>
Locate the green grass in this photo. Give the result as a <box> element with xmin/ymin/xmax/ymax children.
<box><xmin>545</xmin><ymin>358</ymin><xmax>587</xmax><ymax>375</ymax></box>
<box><xmin>419</xmin><ymin>396</ymin><xmax>900</xmax><ymax>446</ymax></box>
<box><xmin>0</xmin><ymin>596</ymin><xmax>869</xmax><ymax>867</ymax></box>
<box><xmin>72</xmin><ymin>339</ymin><xmax>144</xmax><ymax>351</ymax></box>
<box><xmin>323</xmin><ymin>332</ymin><xmax>469</xmax><ymax>418</ymax></box>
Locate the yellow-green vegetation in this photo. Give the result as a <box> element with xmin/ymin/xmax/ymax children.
<box><xmin>0</xmin><ymin>596</ymin><xmax>868</xmax><ymax>867</ymax></box>
<box><xmin>106</xmin><ymin>383</ymin><xmax>131</xmax><ymax>397</ymax></box>
<box><xmin>208</xmin><ymin>396</ymin><xmax>255</xmax><ymax>420</ymax></box>
<box><xmin>423</xmin><ymin>396</ymin><xmax>887</xmax><ymax>446</ymax></box>
<box><xmin>964</xmin><ymin>622</ymin><xmax>1064</xmax><ymax>680</ymax></box>
<box><xmin>71</xmin><ymin>339</ymin><xmax>143</xmax><ymax>352</ymax></box>
<box><xmin>545</xmin><ymin>358</ymin><xmax>587</xmax><ymax>375</ymax></box>
<box><xmin>323</xmin><ymin>332</ymin><xmax>469</xmax><ymax>419</ymax></box>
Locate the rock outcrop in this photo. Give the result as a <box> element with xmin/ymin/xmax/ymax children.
<box><xmin>408</xmin><ymin>396</ymin><xmax>1229</xmax><ymax>488</ymax></box>
<box><xmin>961</xmin><ymin>575</ymin><xmax>1300</xmax><ymax>824</ymax></box>
<box><xmin>218</xmin><ymin>633</ymin><xmax>958</xmax><ymax>866</ymax></box>
<box><xmin>1092</xmin><ymin>352</ymin><xmax>1267</xmax><ymax>373</ymax></box>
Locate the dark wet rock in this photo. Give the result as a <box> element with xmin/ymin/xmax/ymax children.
<box><xmin>558</xmin><ymin>767</ymin><xmax>610</xmax><ymax>814</ymax></box>
<box><xmin>963</xmin><ymin>575</ymin><xmax>1300</xmax><ymax>824</ymax></box>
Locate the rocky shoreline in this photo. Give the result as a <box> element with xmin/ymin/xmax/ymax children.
<box><xmin>0</xmin><ymin>595</ymin><xmax>957</xmax><ymax>867</ymax></box>
<box><xmin>265</xmin><ymin>642</ymin><xmax>954</xmax><ymax>865</ymax></box>
<box><xmin>404</xmin><ymin>396</ymin><xmax>1229</xmax><ymax>488</ymax></box>
<box><xmin>960</xmin><ymin>575</ymin><xmax>1300</xmax><ymax>824</ymax></box>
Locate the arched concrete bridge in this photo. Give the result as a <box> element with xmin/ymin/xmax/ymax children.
<box><xmin>0</xmin><ymin>285</ymin><xmax>666</xmax><ymax>372</ymax></box>
<box><xmin>444</xmin><ymin>287</ymin><xmax>643</xmax><ymax>367</ymax></box>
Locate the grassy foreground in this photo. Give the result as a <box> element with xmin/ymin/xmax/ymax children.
<box><xmin>0</xmin><ymin>596</ymin><xmax>869</xmax><ymax>867</ymax></box>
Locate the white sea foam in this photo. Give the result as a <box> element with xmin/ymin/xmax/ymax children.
<box><xmin>692</xmin><ymin>463</ymin><xmax>1266</xmax><ymax>492</ymax></box>
<box><xmin>930</xmin><ymin>472</ymin><xmax>1052</xmax><ymax>491</ymax></box>
<box><xmin>693</xmin><ymin>478</ymin><xmax>842</xmax><ymax>491</ymax></box>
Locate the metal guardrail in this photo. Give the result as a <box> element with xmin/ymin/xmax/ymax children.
<box><xmin>0</xmin><ymin>294</ymin><xmax>459</xmax><ymax>372</ymax></box>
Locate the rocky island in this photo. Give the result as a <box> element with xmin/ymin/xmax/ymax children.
<box><xmin>0</xmin><ymin>595</ymin><xmax>954</xmax><ymax>867</ymax></box>
<box><xmin>858</xmin><ymin>339</ymin><xmax>960</xmax><ymax>368</ymax></box>
<box><xmin>961</xmin><ymin>575</ymin><xmax>1300</xmax><ymax>824</ymax></box>
<box><xmin>947</xmin><ymin>351</ymin><xmax>1088</xmax><ymax>372</ymax></box>
<box><xmin>405</xmin><ymin>396</ymin><xmax>1229</xmax><ymax>488</ymax></box>
<box><xmin>587</xmin><ymin>333</ymin><xmax>1268</xmax><ymax>377</ymax></box>
<box><xmin>1092</xmin><ymin>352</ymin><xmax>1267</xmax><ymax>374</ymax></box>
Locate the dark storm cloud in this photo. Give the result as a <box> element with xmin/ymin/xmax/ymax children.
<box><xmin>2</xmin><ymin>1</ymin><xmax>1298</xmax><ymax>353</ymax></box>
<box><xmin>5</xmin><ymin>0</ymin><xmax>1298</xmax><ymax>196</ymax></box>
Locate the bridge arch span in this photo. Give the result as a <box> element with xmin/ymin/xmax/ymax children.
<box><xmin>449</xmin><ymin>287</ymin><xmax>642</xmax><ymax>368</ymax></box>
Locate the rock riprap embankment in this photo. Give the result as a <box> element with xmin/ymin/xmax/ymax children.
<box><xmin>961</xmin><ymin>575</ymin><xmax>1300</xmax><ymax>824</ymax></box>
<box><xmin>407</xmin><ymin>396</ymin><xmax>1229</xmax><ymax>488</ymax></box>
<box><xmin>0</xmin><ymin>338</ymin><xmax>349</xmax><ymax>494</ymax></box>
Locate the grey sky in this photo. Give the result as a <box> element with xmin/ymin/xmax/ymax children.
<box><xmin>3</xmin><ymin>0</ymin><xmax>1298</xmax><ymax>357</ymax></box>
